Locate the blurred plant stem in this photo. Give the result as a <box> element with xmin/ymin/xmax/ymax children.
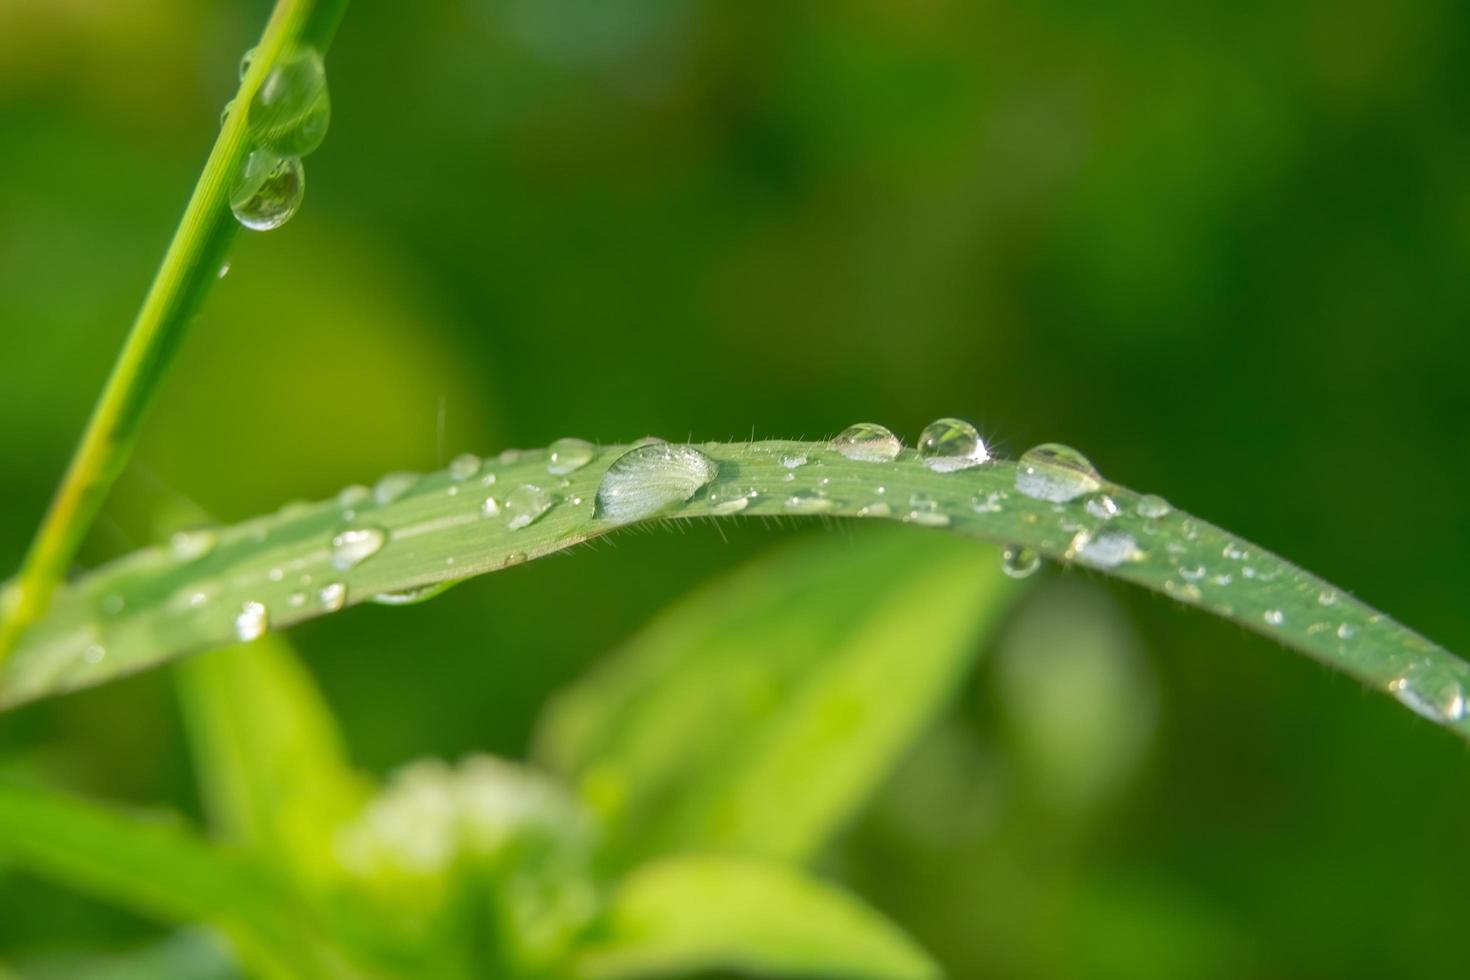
<box><xmin>0</xmin><ymin>0</ymin><xmax>351</xmax><ymax>663</ymax></box>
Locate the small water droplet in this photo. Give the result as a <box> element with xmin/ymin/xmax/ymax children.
<box><xmin>595</xmin><ymin>444</ymin><xmax>719</xmax><ymax>525</ymax></box>
<box><xmin>169</xmin><ymin>527</ymin><xmax>217</xmax><ymax>562</ymax></box>
<box><xmin>858</xmin><ymin>500</ymin><xmax>893</xmax><ymax>517</ymax></box>
<box><xmin>230</xmin><ymin>151</ymin><xmax>304</xmax><ymax>231</ymax></box>
<box><xmin>247</xmin><ymin>46</ymin><xmax>330</xmax><ymax>157</ymax></box>
<box><xmin>319</xmin><ymin>582</ymin><xmax>346</xmax><ymax>611</ymax></box>
<box><xmin>481</xmin><ymin>495</ymin><xmax>501</xmax><ymax>518</ymax></box>
<box><xmin>1317</xmin><ymin>590</ymin><xmax>1338</xmax><ymax>606</ymax></box>
<box><xmin>448</xmin><ymin>453</ymin><xmax>481</xmax><ymax>481</ymax></box>
<box><xmin>82</xmin><ymin>643</ymin><xmax>106</xmax><ymax>665</ymax></box>
<box><xmin>235</xmin><ymin>601</ymin><xmax>269</xmax><ymax>642</ymax></box>
<box><xmin>1180</xmin><ymin>564</ymin><xmax>1207</xmax><ymax>581</ymax></box>
<box><xmin>780</xmin><ymin>453</ymin><xmax>810</xmax><ymax>469</ymax></box>
<box><xmin>785</xmin><ymin>489</ymin><xmax>836</xmax><ymax>513</ymax></box>
<box><xmin>370</xmin><ymin>582</ymin><xmax>454</xmax><ymax>606</ymax></box>
<box><xmin>267</xmin><ymin>567</ymin><xmax>285</xmax><ymax>583</ymax></box>
<box><xmin>331</xmin><ymin>527</ymin><xmax>385</xmax><ymax>571</ymax></box>
<box><xmin>1388</xmin><ymin>661</ymin><xmax>1467</xmax><ymax>724</ymax></box>
<box><xmin>339</xmin><ymin>484</ymin><xmax>370</xmax><ymax>508</ymax></box>
<box><xmin>1084</xmin><ymin>493</ymin><xmax>1121</xmax><ymax>521</ymax></box>
<box><xmin>220</xmin><ymin>99</ymin><xmax>236</xmax><ymax>126</ymax></box>
<box><xmin>1337</xmin><ymin>623</ymin><xmax>1356</xmax><ymax>640</ymax></box>
<box><xmin>288</xmin><ymin>591</ymin><xmax>307</xmax><ymax>608</ymax></box>
<box><xmin>971</xmin><ymin>491</ymin><xmax>1005</xmax><ymax>514</ymax></box>
<box><xmin>831</xmin><ymin>423</ymin><xmax>902</xmax><ymax>462</ymax></box>
<box><xmin>918</xmin><ymin>418</ymin><xmax>989</xmax><ymax>473</ymax></box>
<box><xmin>239</xmin><ymin>46</ymin><xmax>257</xmax><ymax>80</ymax></box>
<box><xmin>373</xmin><ymin>471</ymin><xmax>418</xmax><ymax>505</ymax></box>
<box><xmin>547</xmin><ymin>437</ymin><xmax>595</xmax><ymax>475</ymax></box>
<box><xmin>905</xmin><ymin>493</ymin><xmax>951</xmax><ymax>527</ymax></box>
<box><xmin>1001</xmin><ymin>546</ymin><xmax>1040</xmax><ymax>579</ymax></box>
<box><xmin>504</xmin><ymin>484</ymin><xmax>553</xmax><ymax>530</ymax></box>
<box><xmin>217</xmin><ymin>260</ymin><xmax>231</xmax><ymax>279</ymax></box>
<box><xmin>1264</xmin><ymin>609</ymin><xmax>1285</xmax><ymax>626</ymax></box>
<box><xmin>1073</xmin><ymin>529</ymin><xmax>1138</xmax><ymax>568</ymax></box>
<box><xmin>1015</xmin><ymin>443</ymin><xmax>1101</xmax><ymax>502</ymax></box>
<box><xmin>1136</xmin><ymin>494</ymin><xmax>1172</xmax><ymax>519</ymax></box>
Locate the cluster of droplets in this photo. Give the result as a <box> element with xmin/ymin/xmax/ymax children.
<box><xmin>227</xmin><ymin>45</ymin><xmax>330</xmax><ymax>231</ymax></box>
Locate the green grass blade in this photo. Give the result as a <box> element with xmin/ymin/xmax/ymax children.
<box><xmin>0</xmin><ymin>0</ymin><xmax>351</xmax><ymax>661</ymax></box>
<box><xmin>175</xmin><ymin>634</ymin><xmax>372</xmax><ymax>887</ymax></box>
<box><xmin>572</xmin><ymin>855</ymin><xmax>939</xmax><ymax>980</ymax></box>
<box><xmin>534</xmin><ymin>527</ymin><xmax>1018</xmax><ymax>867</ymax></box>
<box><xmin>3</xmin><ymin>439</ymin><xmax>1465</xmax><ymax>741</ymax></box>
<box><xmin>0</xmin><ymin>784</ymin><xmax>328</xmax><ymax>979</ymax></box>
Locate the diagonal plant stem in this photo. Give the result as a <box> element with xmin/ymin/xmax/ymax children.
<box><xmin>4</xmin><ymin>439</ymin><xmax>1467</xmax><ymax>742</ymax></box>
<box><xmin>0</xmin><ymin>0</ymin><xmax>351</xmax><ymax>663</ymax></box>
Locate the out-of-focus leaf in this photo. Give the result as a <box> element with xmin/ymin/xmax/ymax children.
<box><xmin>14</xmin><ymin>930</ymin><xmax>241</xmax><ymax>980</ymax></box>
<box><xmin>0</xmin><ymin>784</ymin><xmax>325</xmax><ymax>979</ymax></box>
<box><xmin>174</xmin><ymin>634</ymin><xmax>371</xmax><ymax>886</ymax></box>
<box><xmin>535</xmin><ymin>527</ymin><xmax>1019</xmax><ymax>866</ymax></box>
<box><xmin>573</xmin><ymin>854</ymin><xmax>939</xmax><ymax>980</ymax></box>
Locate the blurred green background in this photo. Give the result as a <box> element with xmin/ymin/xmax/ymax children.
<box><xmin>3</xmin><ymin>0</ymin><xmax>1470</xmax><ymax>976</ymax></box>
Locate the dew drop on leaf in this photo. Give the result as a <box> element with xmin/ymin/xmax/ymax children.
<box><xmin>169</xmin><ymin>527</ymin><xmax>217</xmax><ymax>562</ymax></box>
<box><xmin>235</xmin><ymin>601</ymin><xmax>269</xmax><ymax>642</ymax></box>
<box><xmin>247</xmin><ymin>46</ymin><xmax>331</xmax><ymax>157</ymax></box>
<box><xmin>547</xmin><ymin>437</ymin><xmax>595</xmax><ymax>475</ymax></box>
<box><xmin>319</xmin><ymin>582</ymin><xmax>347</xmax><ymax>612</ymax></box>
<box><xmin>373</xmin><ymin>471</ymin><xmax>418</xmax><ymax>506</ymax></box>
<box><xmin>230</xmin><ymin>151</ymin><xmax>304</xmax><ymax>232</ymax></box>
<box><xmin>448</xmin><ymin>453</ymin><xmax>481</xmax><ymax>481</ymax></box>
<box><xmin>1001</xmin><ymin>546</ymin><xmax>1041</xmax><ymax>579</ymax></box>
<box><xmin>1388</xmin><ymin>661</ymin><xmax>1467</xmax><ymax>724</ymax></box>
<box><xmin>1015</xmin><ymin>443</ymin><xmax>1101</xmax><ymax>502</ymax></box>
<box><xmin>331</xmin><ymin>527</ymin><xmax>385</xmax><ymax>571</ymax></box>
<box><xmin>785</xmin><ymin>489</ymin><xmax>836</xmax><ymax>513</ymax></box>
<box><xmin>832</xmin><ymin>422</ymin><xmax>903</xmax><ymax>462</ymax></box>
<box><xmin>595</xmin><ymin>444</ymin><xmax>719</xmax><ymax>525</ymax></box>
<box><xmin>504</xmin><ymin>484</ymin><xmax>553</xmax><ymax>530</ymax></box>
<box><xmin>918</xmin><ymin>418</ymin><xmax>989</xmax><ymax>472</ymax></box>
<box><xmin>1136</xmin><ymin>494</ymin><xmax>1172</xmax><ymax>519</ymax></box>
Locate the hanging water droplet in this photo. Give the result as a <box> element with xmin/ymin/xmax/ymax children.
<box><xmin>331</xmin><ymin>527</ymin><xmax>385</xmax><ymax>571</ymax></box>
<box><xmin>504</xmin><ymin>484</ymin><xmax>553</xmax><ymax>530</ymax></box>
<box><xmin>247</xmin><ymin>46</ymin><xmax>331</xmax><ymax>157</ymax></box>
<box><xmin>235</xmin><ymin>601</ymin><xmax>269</xmax><ymax>642</ymax></box>
<box><xmin>918</xmin><ymin>418</ymin><xmax>989</xmax><ymax>472</ymax></box>
<box><xmin>448</xmin><ymin>453</ymin><xmax>481</xmax><ymax>481</ymax></box>
<box><xmin>373</xmin><ymin>471</ymin><xmax>418</xmax><ymax>505</ymax></box>
<box><xmin>785</xmin><ymin>489</ymin><xmax>836</xmax><ymax>514</ymax></box>
<box><xmin>1073</xmin><ymin>529</ymin><xmax>1138</xmax><ymax>568</ymax></box>
<box><xmin>230</xmin><ymin>151</ymin><xmax>304</xmax><ymax>232</ymax></box>
<box><xmin>370</xmin><ymin>582</ymin><xmax>455</xmax><ymax>606</ymax></box>
<box><xmin>1263</xmin><ymin>609</ymin><xmax>1285</xmax><ymax>626</ymax></box>
<box><xmin>1388</xmin><ymin>661</ymin><xmax>1467</xmax><ymax>724</ymax></box>
<box><xmin>169</xmin><ymin>527</ymin><xmax>217</xmax><ymax>562</ymax></box>
<box><xmin>595</xmin><ymin>444</ymin><xmax>719</xmax><ymax>525</ymax></box>
<box><xmin>1136</xmin><ymin>494</ymin><xmax>1172</xmax><ymax>519</ymax></box>
<box><xmin>905</xmin><ymin>493</ymin><xmax>951</xmax><ymax>527</ymax></box>
<box><xmin>547</xmin><ymin>437</ymin><xmax>595</xmax><ymax>475</ymax></box>
<box><xmin>1015</xmin><ymin>443</ymin><xmax>1101</xmax><ymax>502</ymax></box>
<box><xmin>1084</xmin><ymin>493</ymin><xmax>1120</xmax><ymax>521</ymax></box>
<box><xmin>319</xmin><ymin>582</ymin><xmax>346</xmax><ymax>611</ymax></box>
<box><xmin>831</xmin><ymin>423</ymin><xmax>902</xmax><ymax>462</ymax></box>
<box><xmin>481</xmin><ymin>495</ymin><xmax>501</xmax><ymax>518</ymax></box>
<box><xmin>1001</xmin><ymin>546</ymin><xmax>1040</xmax><ymax>579</ymax></box>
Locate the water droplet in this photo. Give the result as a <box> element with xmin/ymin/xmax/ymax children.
<box><xmin>1015</xmin><ymin>443</ymin><xmax>1101</xmax><ymax>502</ymax></box>
<box><xmin>230</xmin><ymin>151</ymin><xmax>304</xmax><ymax>231</ymax></box>
<box><xmin>831</xmin><ymin>423</ymin><xmax>902</xmax><ymax>462</ymax></box>
<box><xmin>918</xmin><ymin>418</ymin><xmax>989</xmax><ymax>472</ymax></box>
<box><xmin>780</xmin><ymin>453</ymin><xmax>809</xmax><ymax>469</ymax></box>
<box><xmin>247</xmin><ymin>46</ymin><xmax>330</xmax><ymax>157</ymax></box>
<box><xmin>217</xmin><ymin>260</ymin><xmax>231</xmax><ymax>278</ymax></box>
<box><xmin>1073</xmin><ymin>529</ymin><xmax>1137</xmax><ymax>568</ymax></box>
<box><xmin>785</xmin><ymin>489</ymin><xmax>836</xmax><ymax>514</ymax></box>
<box><xmin>331</xmin><ymin>527</ymin><xmax>385</xmax><ymax>571</ymax></box>
<box><xmin>1136</xmin><ymin>494</ymin><xmax>1172</xmax><ymax>519</ymax></box>
<box><xmin>370</xmin><ymin>582</ymin><xmax>454</xmax><ymax>606</ymax></box>
<box><xmin>971</xmin><ymin>491</ymin><xmax>1005</xmax><ymax>514</ymax></box>
<box><xmin>1337</xmin><ymin>623</ymin><xmax>1356</xmax><ymax>640</ymax></box>
<box><xmin>1264</xmin><ymin>609</ymin><xmax>1285</xmax><ymax>626</ymax></box>
<box><xmin>595</xmin><ymin>444</ymin><xmax>720</xmax><ymax>525</ymax></box>
<box><xmin>1388</xmin><ymin>661</ymin><xmax>1467</xmax><ymax>724</ymax></box>
<box><xmin>1001</xmin><ymin>546</ymin><xmax>1040</xmax><ymax>579</ymax></box>
<box><xmin>504</xmin><ymin>484</ymin><xmax>553</xmax><ymax>530</ymax></box>
<box><xmin>481</xmin><ymin>495</ymin><xmax>501</xmax><ymax>518</ymax></box>
<box><xmin>339</xmin><ymin>484</ymin><xmax>370</xmax><ymax>508</ymax></box>
<box><xmin>1317</xmin><ymin>590</ymin><xmax>1338</xmax><ymax>607</ymax></box>
<box><xmin>82</xmin><ymin>643</ymin><xmax>106</xmax><ymax>665</ymax></box>
<box><xmin>631</xmin><ymin>436</ymin><xmax>667</xmax><ymax>447</ymax></box>
<box><xmin>448</xmin><ymin>453</ymin><xmax>481</xmax><ymax>481</ymax></box>
<box><xmin>235</xmin><ymin>601</ymin><xmax>269</xmax><ymax>642</ymax></box>
<box><xmin>169</xmin><ymin>527</ymin><xmax>217</xmax><ymax>562</ymax></box>
<box><xmin>288</xmin><ymin>591</ymin><xmax>307</xmax><ymax>608</ymax></box>
<box><xmin>239</xmin><ymin>46</ymin><xmax>257</xmax><ymax>80</ymax></box>
<box><xmin>858</xmin><ymin>500</ymin><xmax>893</xmax><ymax>518</ymax></box>
<box><xmin>712</xmin><ymin>495</ymin><xmax>750</xmax><ymax>515</ymax></box>
<box><xmin>373</xmin><ymin>471</ymin><xmax>418</xmax><ymax>505</ymax></box>
<box><xmin>1180</xmin><ymin>564</ymin><xmax>1207</xmax><ymax>581</ymax></box>
<box><xmin>319</xmin><ymin>582</ymin><xmax>346</xmax><ymax>611</ymax></box>
<box><xmin>1084</xmin><ymin>493</ymin><xmax>1121</xmax><ymax>521</ymax></box>
<box><xmin>905</xmin><ymin>493</ymin><xmax>950</xmax><ymax>527</ymax></box>
<box><xmin>547</xmin><ymin>437</ymin><xmax>595</xmax><ymax>475</ymax></box>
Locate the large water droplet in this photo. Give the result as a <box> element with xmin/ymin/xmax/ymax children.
<box><xmin>785</xmin><ymin>489</ymin><xmax>837</xmax><ymax>514</ymax></box>
<box><xmin>595</xmin><ymin>444</ymin><xmax>719</xmax><ymax>525</ymax></box>
<box><xmin>319</xmin><ymin>582</ymin><xmax>347</xmax><ymax>612</ymax></box>
<box><xmin>230</xmin><ymin>151</ymin><xmax>304</xmax><ymax>231</ymax></box>
<box><xmin>235</xmin><ymin>601</ymin><xmax>269</xmax><ymax>642</ymax></box>
<box><xmin>448</xmin><ymin>453</ymin><xmax>481</xmax><ymax>481</ymax></box>
<box><xmin>331</xmin><ymin>527</ymin><xmax>385</xmax><ymax>571</ymax></box>
<box><xmin>547</xmin><ymin>437</ymin><xmax>595</xmax><ymax>475</ymax></box>
<box><xmin>1015</xmin><ymin>443</ymin><xmax>1101</xmax><ymax>502</ymax></box>
<box><xmin>918</xmin><ymin>418</ymin><xmax>989</xmax><ymax>473</ymax></box>
<box><xmin>247</xmin><ymin>46</ymin><xmax>330</xmax><ymax>157</ymax></box>
<box><xmin>1388</xmin><ymin>661</ymin><xmax>1467</xmax><ymax>724</ymax></box>
<box><xmin>504</xmin><ymin>484</ymin><xmax>553</xmax><ymax>530</ymax></box>
<box><xmin>832</xmin><ymin>422</ymin><xmax>902</xmax><ymax>462</ymax></box>
<box><xmin>1001</xmin><ymin>546</ymin><xmax>1040</xmax><ymax>579</ymax></box>
<box><xmin>373</xmin><ymin>471</ymin><xmax>418</xmax><ymax>506</ymax></box>
<box><xmin>1136</xmin><ymin>494</ymin><xmax>1172</xmax><ymax>519</ymax></box>
<box><xmin>169</xmin><ymin>527</ymin><xmax>217</xmax><ymax>562</ymax></box>
<box><xmin>1073</xmin><ymin>529</ymin><xmax>1137</xmax><ymax>569</ymax></box>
